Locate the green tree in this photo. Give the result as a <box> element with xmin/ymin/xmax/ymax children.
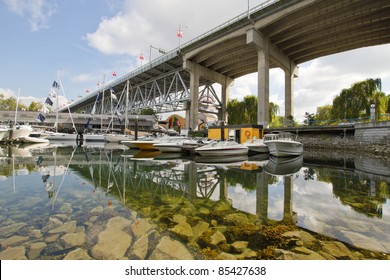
<box><xmin>242</xmin><ymin>95</ymin><xmax>258</xmax><ymax>124</ymax></box>
<box><xmin>331</xmin><ymin>78</ymin><xmax>384</xmax><ymax>120</ymax></box>
<box><xmin>28</xmin><ymin>101</ymin><xmax>43</xmax><ymax>112</ymax></box>
<box><xmin>227</xmin><ymin>99</ymin><xmax>244</xmax><ymax>124</ymax></box>
<box><xmin>269</xmin><ymin>102</ymin><xmax>279</xmax><ymax>124</ymax></box>
<box><xmin>140</xmin><ymin>108</ymin><xmax>155</xmax><ymax>115</ymax></box>
<box><xmin>315</xmin><ymin>105</ymin><xmax>333</xmax><ymax>124</ymax></box>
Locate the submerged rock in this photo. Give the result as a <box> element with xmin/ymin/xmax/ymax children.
<box><xmin>0</xmin><ymin>246</ymin><xmax>27</xmax><ymax>260</ymax></box>
<box><xmin>64</xmin><ymin>248</ymin><xmax>92</xmax><ymax>260</ymax></box>
<box><xmin>149</xmin><ymin>236</ymin><xmax>194</xmax><ymax>260</ymax></box>
<box><xmin>91</xmin><ymin>228</ymin><xmax>132</xmax><ymax>259</ymax></box>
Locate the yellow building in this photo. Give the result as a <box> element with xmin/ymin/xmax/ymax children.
<box><xmin>207</xmin><ymin>124</ymin><xmax>264</xmax><ymax>144</ymax></box>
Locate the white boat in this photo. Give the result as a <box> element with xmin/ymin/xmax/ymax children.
<box><xmin>9</xmin><ymin>124</ymin><xmax>33</xmax><ymax>142</ymax></box>
<box><xmin>152</xmin><ymin>137</ymin><xmax>188</xmax><ymax>152</ymax></box>
<box><xmin>104</xmin><ymin>133</ymin><xmax>134</xmax><ymax>143</ymax></box>
<box><xmin>195</xmin><ymin>140</ymin><xmax>249</xmax><ymax>157</ymax></box>
<box><xmin>84</xmin><ymin>133</ymin><xmax>106</xmax><ymax>142</ymax></box>
<box><xmin>264</xmin><ymin>155</ymin><xmax>303</xmax><ymax>176</ymax></box>
<box><xmin>17</xmin><ymin>135</ymin><xmax>49</xmax><ymax>144</ymax></box>
<box><xmin>0</xmin><ymin>127</ymin><xmax>9</xmax><ymax>142</ymax></box>
<box><xmin>243</xmin><ymin>137</ymin><xmax>269</xmax><ymax>154</ymax></box>
<box><xmin>264</xmin><ymin>132</ymin><xmax>303</xmax><ymax>157</ymax></box>
<box><xmin>46</xmin><ymin>132</ymin><xmax>78</xmax><ymax>141</ymax></box>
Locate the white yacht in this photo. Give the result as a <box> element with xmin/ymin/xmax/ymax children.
<box><xmin>264</xmin><ymin>132</ymin><xmax>303</xmax><ymax>157</ymax></box>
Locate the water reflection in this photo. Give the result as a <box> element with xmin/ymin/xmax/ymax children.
<box><xmin>1</xmin><ymin>142</ymin><xmax>389</xmax><ymax>258</ymax></box>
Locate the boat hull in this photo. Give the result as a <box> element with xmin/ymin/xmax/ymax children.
<box><xmin>84</xmin><ymin>134</ymin><xmax>106</xmax><ymax>142</ymax></box>
<box><xmin>104</xmin><ymin>134</ymin><xmax>133</xmax><ymax>143</ymax></box>
<box><xmin>0</xmin><ymin>130</ymin><xmax>9</xmax><ymax>141</ymax></box>
<box><xmin>46</xmin><ymin>133</ymin><xmax>78</xmax><ymax>141</ymax></box>
<box><xmin>196</xmin><ymin>147</ymin><xmax>248</xmax><ymax>157</ymax></box>
<box><xmin>153</xmin><ymin>143</ymin><xmax>182</xmax><ymax>152</ymax></box>
<box><xmin>265</xmin><ymin>141</ymin><xmax>303</xmax><ymax>157</ymax></box>
<box><xmin>18</xmin><ymin>136</ymin><xmax>49</xmax><ymax>144</ymax></box>
<box><xmin>128</xmin><ymin>140</ymin><xmax>160</xmax><ymax>151</ymax></box>
<box><xmin>9</xmin><ymin>128</ymin><xmax>33</xmax><ymax>141</ymax></box>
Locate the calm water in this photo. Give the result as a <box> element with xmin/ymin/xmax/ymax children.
<box><xmin>0</xmin><ymin>142</ymin><xmax>389</xmax><ymax>259</ymax></box>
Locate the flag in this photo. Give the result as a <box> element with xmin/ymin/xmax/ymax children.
<box><xmin>85</xmin><ymin>117</ymin><xmax>91</xmax><ymax>129</ymax></box>
<box><xmin>110</xmin><ymin>87</ymin><xmax>117</xmax><ymax>102</ymax></box>
<box><xmin>85</xmin><ymin>89</ymin><xmax>90</xmax><ymax>93</ymax></box>
<box><xmin>45</xmin><ymin>97</ymin><xmax>53</xmax><ymax>106</ymax></box>
<box><xmin>139</xmin><ymin>53</ymin><xmax>145</xmax><ymax>61</ymax></box>
<box><xmin>112</xmin><ymin>71</ymin><xmax>117</xmax><ymax>77</ymax></box>
<box><xmin>177</xmin><ymin>30</ymin><xmax>183</xmax><ymax>38</ymax></box>
<box><xmin>36</xmin><ymin>113</ymin><xmax>46</xmax><ymax>122</ymax></box>
<box><xmin>52</xmin><ymin>81</ymin><xmax>60</xmax><ymax>88</ymax></box>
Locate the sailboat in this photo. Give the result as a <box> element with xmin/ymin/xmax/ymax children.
<box><xmin>46</xmin><ymin>71</ymin><xmax>78</xmax><ymax>142</ymax></box>
<box><xmin>8</xmin><ymin>88</ymin><xmax>34</xmax><ymax>142</ymax></box>
<box><xmin>104</xmin><ymin>80</ymin><xmax>134</xmax><ymax>143</ymax></box>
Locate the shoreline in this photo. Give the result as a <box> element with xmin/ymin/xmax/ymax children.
<box><xmin>297</xmin><ymin>134</ymin><xmax>390</xmax><ymax>157</ymax></box>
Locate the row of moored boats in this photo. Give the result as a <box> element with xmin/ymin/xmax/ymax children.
<box><xmin>1</xmin><ymin>124</ymin><xmax>303</xmax><ymax>158</ymax></box>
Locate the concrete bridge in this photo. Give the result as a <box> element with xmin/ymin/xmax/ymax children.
<box><xmin>64</xmin><ymin>0</ymin><xmax>390</xmax><ymax>129</ymax></box>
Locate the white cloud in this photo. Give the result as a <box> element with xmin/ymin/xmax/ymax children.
<box><xmin>2</xmin><ymin>0</ymin><xmax>57</xmax><ymax>31</ymax></box>
<box><xmin>85</xmin><ymin>0</ymin><xmax>266</xmax><ymax>57</ymax></box>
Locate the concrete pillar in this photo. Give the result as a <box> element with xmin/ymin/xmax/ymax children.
<box><xmin>283</xmin><ymin>175</ymin><xmax>293</xmax><ymax>224</ymax></box>
<box><xmin>284</xmin><ymin>70</ymin><xmax>293</xmax><ymax>118</ymax></box>
<box><xmin>284</xmin><ymin>65</ymin><xmax>298</xmax><ymax>119</ymax></box>
<box><xmin>257</xmin><ymin>46</ymin><xmax>270</xmax><ymax>127</ymax></box>
<box><xmin>247</xmin><ymin>28</ymin><xmax>270</xmax><ymax>127</ymax></box>
<box><xmin>184</xmin><ymin>59</ymin><xmax>233</xmax><ymax>130</ymax></box>
<box><xmin>221</xmin><ymin>78</ymin><xmax>233</xmax><ymax>123</ymax></box>
<box><xmin>184</xmin><ymin>62</ymin><xmax>200</xmax><ymax>130</ymax></box>
<box><xmin>256</xmin><ymin>171</ymin><xmax>268</xmax><ymax>224</ymax></box>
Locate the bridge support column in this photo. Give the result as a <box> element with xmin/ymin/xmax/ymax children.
<box><xmin>184</xmin><ymin>61</ymin><xmax>200</xmax><ymax>130</ymax></box>
<box><xmin>247</xmin><ymin>28</ymin><xmax>270</xmax><ymax>127</ymax></box>
<box><xmin>184</xmin><ymin>60</ymin><xmax>233</xmax><ymax>130</ymax></box>
<box><xmin>220</xmin><ymin>78</ymin><xmax>233</xmax><ymax>123</ymax></box>
<box><xmin>284</xmin><ymin>65</ymin><xmax>298</xmax><ymax>121</ymax></box>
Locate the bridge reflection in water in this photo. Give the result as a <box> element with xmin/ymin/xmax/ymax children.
<box><xmin>2</xmin><ymin>143</ymin><xmax>390</xmax><ymax>255</ymax></box>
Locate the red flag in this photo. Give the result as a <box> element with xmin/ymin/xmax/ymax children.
<box><xmin>139</xmin><ymin>53</ymin><xmax>145</xmax><ymax>61</ymax></box>
<box><xmin>112</xmin><ymin>71</ymin><xmax>117</xmax><ymax>76</ymax></box>
<box><xmin>177</xmin><ymin>30</ymin><xmax>183</xmax><ymax>38</ymax></box>
<box><xmin>85</xmin><ymin>89</ymin><xmax>90</xmax><ymax>93</ymax></box>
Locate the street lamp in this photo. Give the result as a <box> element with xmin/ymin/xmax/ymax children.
<box><xmin>149</xmin><ymin>45</ymin><xmax>167</xmax><ymax>62</ymax></box>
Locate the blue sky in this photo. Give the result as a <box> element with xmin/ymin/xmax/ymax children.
<box><xmin>1</xmin><ymin>0</ymin><xmax>389</xmax><ymax>121</ymax></box>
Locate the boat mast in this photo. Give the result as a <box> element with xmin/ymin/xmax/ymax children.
<box><xmin>14</xmin><ymin>88</ymin><xmax>20</xmax><ymax>126</ymax></box>
<box><xmin>58</xmin><ymin>69</ymin><xmax>77</xmax><ymax>134</ymax></box>
<box><xmin>100</xmin><ymin>74</ymin><xmax>106</xmax><ymax>132</ymax></box>
<box><xmin>55</xmin><ymin>69</ymin><xmax>59</xmax><ymax>133</ymax></box>
<box><xmin>125</xmin><ymin>80</ymin><xmax>129</xmax><ymax>133</ymax></box>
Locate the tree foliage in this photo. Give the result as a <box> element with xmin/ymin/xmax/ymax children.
<box><xmin>227</xmin><ymin>95</ymin><xmax>280</xmax><ymax>125</ymax></box>
<box><xmin>331</xmin><ymin>78</ymin><xmax>386</xmax><ymax>120</ymax></box>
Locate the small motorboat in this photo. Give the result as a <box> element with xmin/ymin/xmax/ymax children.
<box><xmin>264</xmin><ymin>132</ymin><xmax>303</xmax><ymax>157</ymax></box>
<box><xmin>243</xmin><ymin>137</ymin><xmax>269</xmax><ymax>154</ymax></box>
<box><xmin>195</xmin><ymin>140</ymin><xmax>249</xmax><ymax>157</ymax></box>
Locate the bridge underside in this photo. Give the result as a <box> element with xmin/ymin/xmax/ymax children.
<box><xmin>66</xmin><ymin>0</ymin><xmax>390</xmax><ymax>130</ymax></box>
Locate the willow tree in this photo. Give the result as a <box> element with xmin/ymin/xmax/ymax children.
<box><xmin>331</xmin><ymin>78</ymin><xmax>385</xmax><ymax>120</ymax></box>
<box><xmin>227</xmin><ymin>95</ymin><xmax>279</xmax><ymax>125</ymax></box>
